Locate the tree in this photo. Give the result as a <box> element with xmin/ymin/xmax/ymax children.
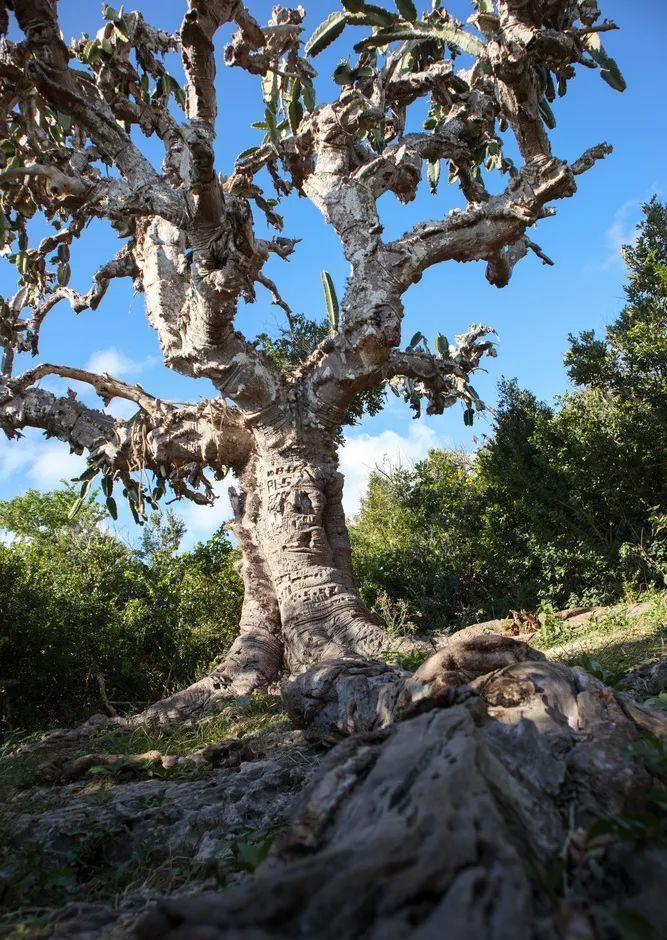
<box><xmin>563</xmin><ymin>197</ymin><xmax>667</xmax><ymax>584</ymax></box>
<box><xmin>0</xmin><ymin>0</ymin><xmax>624</xmax><ymax>720</ymax></box>
<box><xmin>352</xmin><ymin>203</ymin><xmax>667</xmax><ymax>624</ymax></box>
<box><xmin>0</xmin><ymin>487</ymin><xmax>243</xmax><ymax>728</ymax></box>
<box><xmin>566</xmin><ymin>197</ymin><xmax>667</xmax><ymax>420</ymax></box>
<box><xmin>351</xmin><ymin>451</ymin><xmax>486</xmax><ymax>631</ymax></box>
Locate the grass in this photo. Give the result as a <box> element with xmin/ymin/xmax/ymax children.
<box><xmin>89</xmin><ymin>693</ymin><xmax>290</xmax><ymax>758</ymax></box>
<box><xmin>535</xmin><ymin>590</ymin><xmax>667</xmax><ymax>683</ymax></box>
<box><xmin>383</xmin><ymin>647</ymin><xmax>431</xmax><ymax>672</ymax></box>
<box><xmin>0</xmin><ymin>695</ymin><xmax>289</xmax><ymax>809</ymax></box>
<box><xmin>0</xmin><ymin>739</ymin><xmax>46</xmax><ymax>812</ymax></box>
<box><xmin>0</xmin><ymin>813</ymin><xmax>203</xmax><ymax>919</ymax></box>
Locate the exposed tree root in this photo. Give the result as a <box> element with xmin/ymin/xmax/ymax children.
<box><xmin>133</xmin><ymin>627</ymin><xmax>283</xmax><ymax>728</ymax></box>
<box><xmin>281</xmin><ymin>631</ymin><xmax>548</xmax><ymax>741</ymax></box>
<box><xmin>136</xmin><ymin>634</ymin><xmax>667</xmax><ymax>940</ymax></box>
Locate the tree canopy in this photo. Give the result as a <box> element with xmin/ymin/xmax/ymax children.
<box><xmin>0</xmin><ymin>0</ymin><xmax>624</xmax><ymax>519</ymax></box>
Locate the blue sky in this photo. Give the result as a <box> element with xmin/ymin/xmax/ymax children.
<box><xmin>1</xmin><ymin>0</ymin><xmax>665</xmax><ymax>545</ymax></box>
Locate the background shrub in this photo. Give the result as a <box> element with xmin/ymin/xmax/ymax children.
<box><xmin>0</xmin><ymin>491</ymin><xmax>242</xmax><ymax>729</ymax></box>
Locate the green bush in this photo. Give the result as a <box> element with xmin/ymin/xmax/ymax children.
<box><xmin>0</xmin><ymin>489</ymin><xmax>242</xmax><ymax>730</ymax></box>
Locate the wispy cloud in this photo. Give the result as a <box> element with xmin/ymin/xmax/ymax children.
<box><xmin>28</xmin><ymin>442</ymin><xmax>84</xmax><ymax>488</ymax></box>
<box><xmin>602</xmin><ymin>199</ymin><xmax>641</xmax><ymax>268</ymax></box>
<box><xmin>85</xmin><ymin>347</ymin><xmax>143</xmax><ymax>376</ymax></box>
<box><xmin>592</xmin><ymin>186</ymin><xmax>663</xmax><ymax>272</ymax></box>
<box><xmin>0</xmin><ymin>433</ymin><xmax>85</xmax><ymax>491</ymax></box>
<box><xmin>339</xmin><ymin>423</ymin><xmax>448</xmax><ymax>519</ymax></box>
<box><xmin>0</xmin><ymin>435</ymin><xmax>32</xmax><ymax>479</ymax></box>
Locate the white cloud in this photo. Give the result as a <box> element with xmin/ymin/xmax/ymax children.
<box><xmin>32</xmin><ymin>348</ymin><xmax>158</xmax><ymax>411</ymax></box>
<box><xmin>28</xmin><ymin>443</ymin><xmax>85</xmax><ymax>488</ymax></box>
<box><xmin>34</xmin><ymin>348</ymin><xmax>144</xmax><ymax>402</ymax></box>
<box><xmin>339</xmin><ymin>423</ymin><xmax>446</xmax><ymax>519</ymax></box>
<box><xmin>85</xmin><ymin>347</ymin><xmax>142</xmax><ymax>376</ymax></box>
<box><xmin>0</xmin><ymin>433</ymin><xmax>85</xmax><ymax>491</ymax></box>
<box><xmin>0</xmin><ymin>436</ymin><xmax>33</xmax><ymax>479</ymax></box>
<box><xmin>106</xmin><ymin>397</ymin><xmax>140</xmax><ymax>420</ymax></box>
<box><xmin>593</xmin><ymin>187</ymin><xmax>663</xmax><ymax>272</ymax></box>
<box><xmin>598</xmin><ymin>199</ymin><xmax>640</xmax><ymax>270</ymax></box>
<box><xmin>176</xmin><ymin>477</ymin><xmax>235</xmax><ymax>548</ymax></box>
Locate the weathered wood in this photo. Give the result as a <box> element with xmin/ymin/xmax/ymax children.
<box><xmin>136</xmin><ymin>645</ymin><xmax>667</xmax><ymax>940</ymax></box>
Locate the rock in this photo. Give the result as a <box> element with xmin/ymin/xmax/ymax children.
<box><xmin>617</xmin><ymin>656</ymin><xmax>667</xmax><ymax>699</ymax></box>
<box><xmin>136</xmin><ymin>704</ymin><xmax>540</xmax><ymax>940</ymax></box>
<box><xmin>2</xmin><ymin>731</ymin><xmax>318</xmax><ymax>939</ymax></box>
<box><xmin>282</xmin><ymin>658</ymin><xmax>408</xmax><ymax>741</ymax></box>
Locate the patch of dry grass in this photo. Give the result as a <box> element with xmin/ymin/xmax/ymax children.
<box><xmin>538</xmin><ymin>591</ymin><xmax>667</xmax><ymax>679</ymax></box>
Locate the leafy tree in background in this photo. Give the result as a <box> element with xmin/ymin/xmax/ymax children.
<box><xmin>351</xmin><ymin>452</ymin><xmax>484</xmax><ymax>632</ymax></box>
<box><xmin>0</xmin><ymin>489</ymin><xmax>242</xmax><ymax>729</ymax></box>
<box><xmin>562</xmin><ymin>196</ymin><xmax>667</xmax><ymax>585</ymax></box>
<box><xmin>352</xmin><ymin>200</ymin><xmax>667</xmax><ymax>627</ymax></box>
<box><xmin>566</xmin><ymin>197</ymin><xmax>667</xmax><ymax>415</ymax></box>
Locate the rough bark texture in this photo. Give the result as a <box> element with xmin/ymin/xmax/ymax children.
<box><xmin>135</xmin><ymin>639</ymin><xmax>667</xmax><ymax>940</ymax></box>
<box><xmin>0</xmin><ymin>0</ymin><xmax>622</xmax><ymax>708</ymax></box>
<box><xmin>3</xmin><ymin>645</ymin><xmax>665</xmax><ymax>938</ymax></box>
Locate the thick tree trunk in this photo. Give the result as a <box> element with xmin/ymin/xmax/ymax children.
<box><xmin>137</xmin><ymin>431</ymin><xmax>388</xmax><ymax>725</ymax></box>
<box><xmin>241</xmin><ymin>437</ymin><xmax>387</xmax><ymax>671</ymax></box>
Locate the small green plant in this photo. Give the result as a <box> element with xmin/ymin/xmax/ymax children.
<box><xmin>130</xmin><ymin>793</ymin><xmax>166</xmax><ymax>813</ymax></box>
<box><xmin>626</xmin><ymin>733</ymin><xmax>667</xmax><ymax>783</ymax></box>
<box><xmin>577</xmin><ymin>652</ymin><xmax>626</xmax><ymax>688</ymax></box>
<box><xmin>383</xmin><ymin>647</ymin><xmax>430</xmax><ymax>672</ymax></box>
<box><xmin>586</xmin><ymin>805</ymin><xmax>666</xmax><ymax>847</ymax></box>
<box><xmin>535</xmin><ymin>604</ymin><xmax>576</xmax><ymax>649</ymax></box>
<box><xmin>522</xmin><ymin>856</ymin><xmax>566</xmax><ymax>902</ymax></box>
<box><xmin>597</xmin><ymin>905</ymin><xmax>658</xmax><ymax>940</ymax></box>
<box><xmin>371</xmin><ymin>591</ymin><xmax>420</xmax><ymax>640</ymax></box>
<box><xmin>84</xmin><ymin>790</ymin><xmax>115</xmax><ymax>807</ymax></box>
<box><xmin>0</xmin><ymin>837</ymin><xmax>77</xmax><ymax>911</ymax></box>
<box><xmin>645</xmin><ymin>691</ymin><xmax>667</xmax><ymax>711</ymax></box>
<box><xmin>220</xmin><ymin>825</ymin><xmax>284</xmax><ymax>876</ymax></box>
